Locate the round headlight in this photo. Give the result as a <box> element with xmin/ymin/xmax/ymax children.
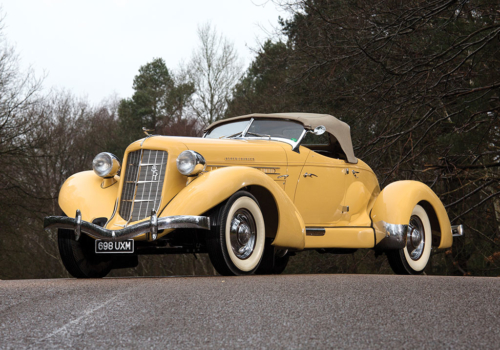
<box><xmin>92</xmin><ymin>152</ymin><xmax>121</xmax><ymax>178</ymax></box>
<box><xmin>176</xmin><ymin>150</ymin><xmax>206</xmax><ymax>176</ymax></box>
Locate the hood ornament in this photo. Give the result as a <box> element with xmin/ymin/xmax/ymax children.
<box><xmin>141</xmin><ymin>127</ymin><xmax>155</xmax><ymax>146</ymax></box>
<box><xmin>142</xmin><ymin>127</ymin><xmax>155</xmax><ymax>136</ymax></box>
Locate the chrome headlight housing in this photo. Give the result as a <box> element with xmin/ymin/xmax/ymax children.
<box><xmin>92</xmin><ymin>152</ymin><xmax>121</xmax><ymax>178</ymax></box>
<box><xmin>176</xmin><ymin>150</ymin><xmax>206</xmax><ymax>176</ymax></box>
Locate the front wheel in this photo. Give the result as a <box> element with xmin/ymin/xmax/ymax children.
<box><xmin>206</xmin><ymin>191</ymin><xmax>266</xmax><ymax>276</ymax></box>
<box><xmin>387</xmin><ymin>204</ymin><xmax>432</xmax><ymax>275</ymax></box>
<box><xmin>58</xmin><ymin>229</ymin><xmax>113</xmax><ymax>278</ymax></box>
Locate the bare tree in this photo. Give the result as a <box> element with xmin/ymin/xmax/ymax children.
<box><xmin>188</xmin><ymin>23</ymin><xmax>243</xmax><ymax>126</ymax></box>
<box><xmin>0</xmin><ymin>14</ymin><xmax>43</xmax><ymax>160</ymax></box>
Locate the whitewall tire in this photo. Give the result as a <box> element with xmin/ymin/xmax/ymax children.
<box><xmin>387</xmin><ymin>204</ymin><xmax>432</xmax><ymax>275</ymax></box>
<box><xmin>206</xmin><ymin>191</ymin><xmax>266</xmax><ymax>276</ymax></box>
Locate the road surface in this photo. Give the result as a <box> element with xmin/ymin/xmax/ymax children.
<box><xmin>0</xmin><ymin>274</ymin><xmax>499</xmax><ymax>349</ymax></box>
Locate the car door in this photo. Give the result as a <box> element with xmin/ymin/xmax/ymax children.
<box><xmin>293</xmin><ymin>151</ymin><xmax>348</xmax><ymax>226</ymax></box>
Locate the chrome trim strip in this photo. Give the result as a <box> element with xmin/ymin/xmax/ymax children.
<box><xmin>104</xmin><ymin>198</ymin><xmax>119</xmax><ymax>229</ymax></box>
<box><xmin>306</xmin><ymin>228</ymin><xmax>326</xmax><ymax>236</ymax></box>
<box><xmin>241</xmin><ymin>118</ymin><xmax>254</xmax><ymax>137</ymax></box>
<box><xmin>206</xmin><ymin>165</ymin><xmax>280</xmax><ymax>170</ymax></box>
<box><xmin>451</xmin><ymin>224</ymin><xmax>464</xmax><ymax>237</ymax></box>
<box><xmin>125</xmin><ymin>180</ymin><xmax>163</xmax><ymax>184</ymax></box>
<box><xmin>140</xmin><ymin>134</ymin><xmax>154</xmax><ymax>146</ymax></box>
<box><xmin>374</xmin><ymin>221</ymin><xmax>409</xmax><ymax>250</ymax></box>
<box><xmin>44</xmin><ymin>214</ymin><xmax>211</xmax><ymax>242</ymax></box>
<box><xmin>292</xmin><ymin>129</ymin><xmax>308</xmax><ymax>153</ymax></box>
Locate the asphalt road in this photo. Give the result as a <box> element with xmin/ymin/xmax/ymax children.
<box><xmin>0</xmin><ymin>275</ymin><xmax>499</xmax><ymax>349</ymax></box>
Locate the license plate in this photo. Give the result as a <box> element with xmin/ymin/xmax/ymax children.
<box><xmin>95</xmin><ymin>239</ymin><xmax>134</xmax><ymax>254</ymax></box>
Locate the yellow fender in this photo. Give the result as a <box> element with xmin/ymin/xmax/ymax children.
<box><xmin>59</xmin><ymin>171</ymin><xmax>119</xmax><ymax>223</ymax></box>
<box><xmin>371</xmin><ymin>180</ymin><xmax>452</xmax><ymax>249</ymax></box>
<box><xmin>160</xmin><ymin>166</ymin><xmax>306</xmax><ymax>249</ymax></box>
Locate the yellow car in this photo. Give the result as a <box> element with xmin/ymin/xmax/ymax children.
<box><xmin>45</xmin><ymin>113</ymin><xmax>463</xmax><ymax>277</ymax></box>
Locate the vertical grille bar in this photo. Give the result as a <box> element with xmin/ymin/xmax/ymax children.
<box><xmin>118</xmin><ymin>150</ymin><xmax>168</xmax><ymax>222</ymax></box>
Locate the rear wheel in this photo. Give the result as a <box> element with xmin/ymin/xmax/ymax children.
<box><xmin>58</xmin><ymin>229</ymin><xmax>113</xmax><ymax>278</ymax></box>
<box><xmin>207</xmin><ymin>191</ymin><xmax>266</xmax><ymax>276</ymax></box>
<box><xmin>387</xmin><ymin>204</ymin><xmax>432</xmax><ymax>275</ymax></box>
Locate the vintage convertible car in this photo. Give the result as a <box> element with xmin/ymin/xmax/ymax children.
<box><xmin>45</xmin><ymin>113</ymin><xmax>464</xmax><ymax>278</ymax></box>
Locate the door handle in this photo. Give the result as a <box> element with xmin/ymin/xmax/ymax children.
<box><xmin>277</xmin><ymin>175</ymin><xmax>289</xmax><ymax>179</ymax></box>
<box><xmin>352</xmin><ymin>170</ymin><xmax>359</xmax><ymax>178</ymax></box>
<box><xmin>303</xmin><ymin>173</ymin><xmax>318</xmax><ymax>178</ymax></box>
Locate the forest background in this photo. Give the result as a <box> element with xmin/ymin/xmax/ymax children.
<box><xmin>1</xmin><ymin>0</ymin><xmax>499</xmax><ymax>279</ymax></box>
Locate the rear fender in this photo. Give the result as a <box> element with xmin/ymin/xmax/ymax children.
<box><xmin>371</xmin><ymin>180</ymin><xmax>452</xmax><ymax>249</ymax></box>
<box><xmin>159</xmin><ymin>166</ymin><xmax>306</xmax><ymax>249</ymax></box>
<box><xmin>58</xmin><ymin>171</ymin><xmax>119</xmax><ymax>223</ymax></box>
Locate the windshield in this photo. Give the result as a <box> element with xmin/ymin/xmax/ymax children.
<box><xmin>204</xmin><ymin>119</ymin><xmax>305</xmax><ymax>143</ymax></box>
<box><xmin>247</xmin><ymin>119</ymin><xmax>304</xmax><ymax>142</ymax></box>
<box><xmin>204</xmin><ymin>120</ymin><xmax>250</xmax><ymax>139</ymax></box>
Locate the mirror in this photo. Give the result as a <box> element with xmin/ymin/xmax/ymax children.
<box><xmin>312</xmin><ymin>125</ymin><xmax>326</xmax><ymax>136</ymax></box>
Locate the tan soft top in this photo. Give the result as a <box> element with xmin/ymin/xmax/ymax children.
<box><xmin>206</xmin><ymin>112</ymin><xmax>357</xmax><ymax>163</ymax></box>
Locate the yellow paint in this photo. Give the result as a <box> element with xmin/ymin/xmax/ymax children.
<box><xmin>371</xmin><ymin>180</ymin><xmax>452</xmax><ymax>249</ymax></box>
<box><xmin>59</xmin><ymin>171</ymin><xmax>119</xmax><ymax>223</ymax></box>
<box><xmin>305</xmin><ymin>228</ymin><xmax>375</xmax><ymax>248</ymax></box>
<box><xmin>159</xmin><ymin>166</ymin><xmax>306</xmax><ymax>249</ymax></box>
<box><xmin>342</xmin><ymin>160</ymin><xmax>380</xmax><ymax>227</ymax></box>
<box><xmin>282</xmin><ymin>146</ymin><xmax>310</xmax><ymax>200</ymax></box>
<box><xmin>294</xmin><ymin>151</ymin><xmax>347</xmax><ymax>225</ymax></box>
<box><xmin>58</xmin><ymin>135</ymin><xmax>454</xmax><ymax>251</ymax></box>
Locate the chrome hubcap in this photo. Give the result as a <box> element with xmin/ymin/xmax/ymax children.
<box><xmin>407</xmin><ymin>215</ymin><xmax>425</xmax><ymax>260</ymax></box>
<box><xmin>229</xmin><ymin>209</ymin><xmax>256</xmax><ymax>259</ymax></box>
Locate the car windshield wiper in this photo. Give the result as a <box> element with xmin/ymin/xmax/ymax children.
<box><xmin>246</xmin><ymin>132</ymin><xmax>271</xmax><ymax>139</ymax></box>
<box><xmin>219</xmin><ymin>131</ymin><xmax>243</xmax><ymax>139</ymax></box>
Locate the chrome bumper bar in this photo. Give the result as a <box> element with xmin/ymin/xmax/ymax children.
<box><xmin>374</xmin><ymin>221</ymin><xmax>409</xmax><ymax>250</ymax></box>
<box><xmin>44</xmin><ymin>210</ymin><xmax>211</xmax><ymax>242</ymax></box>
<box><xmin>375</xmin><ymin>221</ymin><xmax>465</xmax><ymax>250</ymax></box>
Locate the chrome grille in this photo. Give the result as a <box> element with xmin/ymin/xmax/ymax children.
<box><xmin>119</xmin><ymin>150</ymin><xmax>168</xmax><ymax>222</ymax></box>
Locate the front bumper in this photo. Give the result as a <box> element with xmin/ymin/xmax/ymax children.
<box><xmin>44</xmin><ymin>210</ymin><xmax>211</xmax><ymax>242</ymax></box>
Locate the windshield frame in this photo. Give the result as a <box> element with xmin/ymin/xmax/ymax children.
<box><xmin>203</xmin><ymin>118</ymin><xmax>308</xmax><ymax>152</ymax></box>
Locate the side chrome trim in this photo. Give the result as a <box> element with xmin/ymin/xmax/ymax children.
<box><xmin>451</xmin><ymin>225</ymin><xmax>464</xmax><ymax>237</ymax></box>
<box><xmin>104</xmin><ymin>198</ymin><xmax>119</xmax><ymax>229</ymax></box>
<box><xmin>44</xmin><ymin>213</ymin><xmax>211</xmax><ymax>242</ymax></box>
<box><xmin>306</xmin><ymin>228</ymin><xmax>326</xmax><ymax>236</ymax></box>
<box><xmin>374</xmin><ymin>221</ymin><xmax>409</xmax><ymax>250</ymax></box>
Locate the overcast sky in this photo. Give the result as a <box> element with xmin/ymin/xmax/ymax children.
<box><xmin>1</xmin><ymin>0</ymin><xmax>285</xmax><ymax>104</ymax></box>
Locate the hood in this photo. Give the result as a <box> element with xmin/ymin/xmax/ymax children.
<box><xmin>137</xmin><ymin>135</ymin><xmax>288</xmax><ymax>169</ymax></box>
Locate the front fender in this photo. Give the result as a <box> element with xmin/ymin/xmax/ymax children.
<box><xmin>58</xmin><ymin>171</ymin><xmax>119</xmax><ymax>223</ymax></box>
<box><xmin>371</xmin><ymin>180</ymin><xmax>452</xmax><ymax>249</ymax></box>
<box><xmin>159</xmin><ymin>166</ymin><xmax>306</xmax><ymax>249</ymax></box>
